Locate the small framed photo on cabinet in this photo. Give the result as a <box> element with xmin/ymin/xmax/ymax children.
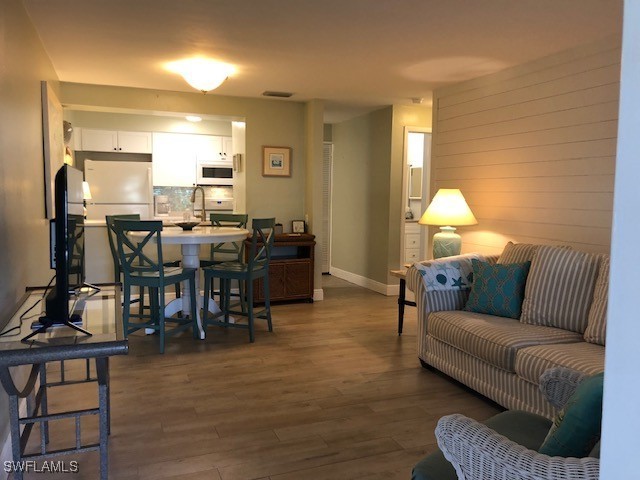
<box><xmin>292</xmin><ymin>220</ymin><xmax>305</xmax><ymax>233</ymax></box>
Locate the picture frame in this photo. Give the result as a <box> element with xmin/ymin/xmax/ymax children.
<box><xmin>292</xmin><ymin>220</ymin><xmax>305</xmax><ymax>233</ymax></box>
<box><xmin>262</xmin><ymin>146</ymin><xmax>292</xmax><ymax>177</ymax></box>
<box><xmin>41</xmin><ymin>81</ymin><xmax>66</xmax><ymax>219</ymax></box>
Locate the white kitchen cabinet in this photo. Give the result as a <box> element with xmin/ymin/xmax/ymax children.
<box><xmin>221</xmin><ymin>136</ymin><xmax>233</xmax><ymax>161</ymax></box>
<box><xmin>81</xmin><ymin>129</ymin><xmax>152</xmax><ymax>154</ymax></box>
<box><xmin>152</xmin><ymin>132</ymin><xmax>197</xmax><ymax>187</ymax></box>
<box><xmin>194</xmin><ymin>135</ymin><xmax>222</xmax><ymax>163</ymax></box>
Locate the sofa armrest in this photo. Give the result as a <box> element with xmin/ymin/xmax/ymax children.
<box><xmin>539</xmin><ymin>367</ymin><xmax>589</xmax><ymax>410</ymax></box>
<box><xmin>436</xmin><ymin>414</ymin><xmax>600</xmax><ymax>480</ymax></box>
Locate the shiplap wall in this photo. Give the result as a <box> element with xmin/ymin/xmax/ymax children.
<box><xmin>431</xmin><ymin>38</ymin><xmax>621</xmax><ymax>255</ymax></box>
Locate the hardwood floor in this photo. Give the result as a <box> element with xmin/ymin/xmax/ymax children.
<box><xmin>23</xmin><ymin>276</ymin><xmax>500</xmax><ymax>479</ymax></box>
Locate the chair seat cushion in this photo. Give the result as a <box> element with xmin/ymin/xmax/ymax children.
<box><xmin>428</xmin><ymin>311</ymin><xmax>583</xmax><ymax>371</ymax></box>
<box><xmin>515</xmin><ymin>342</ymin><xmax>605</xmax><ymax>385</ymax></box>
<box><xmin>412</xmin><ymin>410</ymin><xmax>552</xmax><ymax>480</ymax></box>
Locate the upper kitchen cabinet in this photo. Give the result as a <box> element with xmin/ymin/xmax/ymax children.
<box><xmin>194</xmin><ymin>135</ymin><xmax>223</xmax><ymax>163</ymax></box>
<box><xmin>152</xmin><ymin>132</ymin><xmax>197</xmax><ymax>187</ymax></box>
<box><xmin>81</xmin><ymin>128</ymin><xmax>152</xmax><ymax>154</ymax></box>
<box><xmin>222</xmin><ymin>136</ymin><xmax>233</xmax><ymax>161</ymax></box>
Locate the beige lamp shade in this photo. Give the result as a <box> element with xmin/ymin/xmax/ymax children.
<box><xmin>419</xmin><ymin>189</ymin><xmax>477</xmax><ymax>226</ymax></box>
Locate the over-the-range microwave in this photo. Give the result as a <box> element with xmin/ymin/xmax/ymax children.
<box><xmin>196</xmin><ymin>161</ymin><xmax>233</xmax><ymax>185</ymax></box>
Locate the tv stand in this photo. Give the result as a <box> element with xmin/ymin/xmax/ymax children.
<box><xmin>21</xmin><ymin>313</ymin><xmax>92</xmax><ymax>343</ymax></box>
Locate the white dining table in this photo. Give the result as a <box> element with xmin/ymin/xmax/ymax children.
<box><xmin>131</xmin><ymin>226</ymin><xmax>249</xmax><ymax>339</ymax></box>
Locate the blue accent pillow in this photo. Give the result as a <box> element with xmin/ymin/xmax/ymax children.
<box><xmin>463</xmin><ymin>259</ymin><xmax>531</xmax><ymax>319</ymax></box>
<box><xmin>539</xmin><ymin>372</ymin><xmax>604</xmax><ymax>458</ymax></box>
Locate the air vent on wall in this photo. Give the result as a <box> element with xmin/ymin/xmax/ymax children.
<box><xmin>262</xmin><ymin>91</ymin><xmax>293</xmax><ymax>98</ymax></box>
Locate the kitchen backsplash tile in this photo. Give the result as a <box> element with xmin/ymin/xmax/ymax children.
<box><xmin>153</xmin><ymin>186</ymin><xmax>233</xmax><ymax>215</ymax></box>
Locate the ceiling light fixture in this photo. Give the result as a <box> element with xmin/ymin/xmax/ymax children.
<box><xmin>185</xmin><ymin>115</ymin><xmax>202</xmax><ymax>122</ymax></box>
<box><xmin>166</xmin><ymin>58</ymin><xmax>234</xmax><ymax>94</ymax></box>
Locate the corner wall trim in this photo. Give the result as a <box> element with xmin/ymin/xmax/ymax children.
<box><xmin>329</xmin><ymin>267</ymin><xmax>396</xmax><ymax>296</ymax></box>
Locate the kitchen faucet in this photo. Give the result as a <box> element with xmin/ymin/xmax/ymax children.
<box><xmin>190</xmin><ymin>185</ymin><xmax>206</xmax><ymax>222</ymax></box>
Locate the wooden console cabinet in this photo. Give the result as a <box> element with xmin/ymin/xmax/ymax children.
<box><xmin>245</xmin><ymin>233</ymin><xmax>315</xmax><ymax>303</ymax></box>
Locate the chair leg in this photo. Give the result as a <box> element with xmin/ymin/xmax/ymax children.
<box><xmin>138</xmin><ymin>285</ymin><xmax>145</xmax><ymax>317</ymax></box>
<box><xmin>175</xmin><ymin>281</ymin><xmax>181</xmax><ymax>299</ymax></box>
<box><xmin>189</xmin><ymin>274</ymin><xmax>198</xmax><ymax>339</ymax></box>
<box><xmin>123</xmin><ymin>284</ymin><xmax>131</xmax><ymax>337</ymax></box>
<box><xmin>224</xmin><ymin>279</ymin><xmax>231</xmax><ymax>325</ymax></box>
<box><xmin>263</xmin><ymin>274</ymin><xmax>273</xmax><ymax>332</ymax></box>
<box><xmin>203</xmin><ymin>274</ymin><xmax>211</xmax><ymax>329</ymax></box>
<box><xmin>239</xmin><ymin>279</ymin><xmax>246</xmax><ymax>313</ymax></box>
<box><xmin>158</xmin><ymin>288</ymin><xmax>166</xmax><ymax>354</ymax></box>
<box><xmin>247</xmin><ymin>279</ymin><xmax>255</xmax><ymax>343</ymax></box>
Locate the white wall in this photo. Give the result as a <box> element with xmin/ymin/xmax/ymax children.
<box><xmin>600</xmin><ymin>1</ymin><xmax>640</xmax><ymax>477</ymax></box>
<box><xmin>430</xmin><ymin>37</ymin><xmax>620</xmax><ymax>255</ymax></box>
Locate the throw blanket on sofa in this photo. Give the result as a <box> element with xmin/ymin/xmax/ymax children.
<box><xmin>414</xmin><ymin>253</ymin><xmax>486</xmax><ymax>292</ymax></box>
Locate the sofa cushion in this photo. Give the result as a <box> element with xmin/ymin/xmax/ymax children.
<box><xmin>464</xmin><ymin>259</ymin><xmax>531</xmax><ymax>319</ymax></box>
<box><xmin>520</xmin><ymin>246</ymin><xmax>599</xmax><ymax>333</ymax></box>
<box><xmin>515</xmin><ymin>342</ymin><xmax>605</xmax><ymax>385</ymax></box>
<box><xmin>497</xmin><ymin>242</ymin><xmax>539</xmax><ymax>264</ymax></box>
<box><xmin>584</xmin><ymin>255</ymin><xmax>609</xmax><ymax>345</ymax></box>
<box><xmin>428</xmin><ymin>311</ymin><xmax>583</xmax><ymax>372</ymax></box>
<box><xmin>539</xmin><ymin>372</ymin><xmax>604</xmax><ymax>458</ymax></box>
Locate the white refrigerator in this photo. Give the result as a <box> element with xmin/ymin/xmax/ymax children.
<box><xmin>84</xmin><ymin>160</ymin><xmax>154</xmax><ymax>220</ymax></box>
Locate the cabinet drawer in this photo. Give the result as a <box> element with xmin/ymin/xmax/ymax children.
<box><xmin>405</xmin><ymin>248</ymin><xmax>420</xmax><ymax>263</ymax></box>
<box><xmin>405</xmin><ymin>234</ymin><xmax>420</xmax><ymax>249</ymax></box>
<box><xmin>405</xmin><ymin>222</ymin><xmax>420</xmax><ymax>234</ymax></box>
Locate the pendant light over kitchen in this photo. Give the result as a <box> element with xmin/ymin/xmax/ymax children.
<box><xmin>166</xmin><ymin>58</ymin><xmax>234</xmax><ymax>94</ymax></box>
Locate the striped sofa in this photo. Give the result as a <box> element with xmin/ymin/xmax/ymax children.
<box><xmin>406</xmin><ymin>246</ymin><xmax>607</xmax><ymax>419</ymax></box>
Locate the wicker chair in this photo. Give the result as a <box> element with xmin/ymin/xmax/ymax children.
<box><xmin>429</xmin><ymin>367</ymin><xmax>600</xmax><ymax>480</ymax></box>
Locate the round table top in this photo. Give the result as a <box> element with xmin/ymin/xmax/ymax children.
<box><xmin>131</xmin><ymin>226</ymin><xmax>249</xmax><ymax>245</ymax></box>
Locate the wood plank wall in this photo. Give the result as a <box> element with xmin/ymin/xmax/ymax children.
<box><xmin>431</xmin><ymin>38</ymin><xmax>621</xmax><ymax>255</ymax></box>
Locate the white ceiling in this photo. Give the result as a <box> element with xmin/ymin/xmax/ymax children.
<box><xmin>23</xmin><ymin>0</ymin><xmax>622</xmax><ymax>123</ymax></box>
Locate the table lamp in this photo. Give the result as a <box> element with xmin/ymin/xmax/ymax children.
<box><xmin>419</xmin><ymin>188</ymin><xmax>478</xmax><ymax>259</ymax></box>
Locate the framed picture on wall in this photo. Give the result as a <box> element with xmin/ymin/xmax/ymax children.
<box><xmin>263</xmin><ymin>146</ymin><xmax>292</xmax><ymax>177</ymax></box>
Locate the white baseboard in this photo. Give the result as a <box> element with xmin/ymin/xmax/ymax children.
<box><xmin>329</xmin><ymin>267</ymin><xmax>397</xmax><ymax>296</ymax></box>
<box><xmin>313</xmin><ymin>289</ymin><xmax>324</xmax><ymax>301</ymax></box>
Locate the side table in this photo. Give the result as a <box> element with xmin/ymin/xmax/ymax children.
<box><xmin>0</xmin><ymin>285</ymin><xmax>128</xmax><ymax>480</ymax></box>
<box><xmin>390</xmin><ymin>267</ymin><xmax>416</xmax><ymax>335</ymax></box>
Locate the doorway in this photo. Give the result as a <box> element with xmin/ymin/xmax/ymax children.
<box><xmin>401</xmin><ymin>128</ymin><xmax>432</xmax><ymax>264</ymax></box>
<box><xmin>321</xmin><ymin>142</ymin><xmax>333</xmax><ymax>273</ymax></box>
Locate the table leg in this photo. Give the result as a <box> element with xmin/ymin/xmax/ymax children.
<box><xmin>398</xmin><ymin>278</ymin><xmax>406</xmax><ymax>335</ymax></box>
<box><xmin>163</xmin><ymin>243</ymin><xmax>228</xmax><ymax>339</ymax></box>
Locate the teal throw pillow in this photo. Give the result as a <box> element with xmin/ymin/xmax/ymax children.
<box><xmin>463</xmin><ymin>259</ymin><xmax>531</xmax><ymax>319</ymax></box>
<box><xmin>539</xmin><ymin>372</ymin><xmax>604</xmax><ymax>458</ymax></box>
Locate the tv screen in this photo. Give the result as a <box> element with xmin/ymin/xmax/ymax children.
<box><xmin>24</xmin><ymin>164</ymin><xmax>91</xmax><ymax>340</ymax></box>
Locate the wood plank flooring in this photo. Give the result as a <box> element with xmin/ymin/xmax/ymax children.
<box><xmin>21</xmin><ymin>276</ymin><xmax>500</xmax><ymax>479</ymax></box>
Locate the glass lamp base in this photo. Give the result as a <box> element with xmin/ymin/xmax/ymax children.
<box><xmin>432</xmin><ymin>226</ymin><xmax>461</xmax><ymax>259</ymax></box>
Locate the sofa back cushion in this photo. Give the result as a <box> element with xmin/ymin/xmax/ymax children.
<box><xmin>520</xmin><ymin>246</ymin><xmax>599</xmax><ymax>333</ymax></box>
<box><xmin>583</xmin><ymin>255</ymin><xmax>609</xmax><ymax>345</ymax></box>
<box><xmin>497</xmin><ymin>242</ymin><xmax>538</xmax><ymax>264</ymax></box>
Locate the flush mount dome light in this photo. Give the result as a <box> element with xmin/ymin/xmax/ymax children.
<box><xmin>185</xmin><ymin>115</ymin><xmax>202</xmax><ymax>122</ymax></box>
<box><xmin>166</xmin><ymin>58</ymin><xmax>234</xmax><ymax>94</ymax></box>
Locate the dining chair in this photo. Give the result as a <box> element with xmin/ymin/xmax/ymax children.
<box><xmin>113</xmin><ymin>219</ymin><xmax>198</xmax><ymax>353</ymax></box>
<box><xmin>202</xmin><ymin>218</ymin><xmax>275</xmax><ymax>343</ymax></box>
<box><xmin>200</xmin><ymin>213</ymin><xmax>249</xmax><ymax>311</ymax></box>
<box><xmin>106</xmin><ymin>214</ymin><xmax>181</xmax><ymax>308</ymax></box>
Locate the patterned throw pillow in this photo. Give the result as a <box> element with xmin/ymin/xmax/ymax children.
<box><xmin>584</xmin><ymin>255</ymin><xmax>609</xmax><ymax>345</ymax></box>
<box><xmin>539</xmin><ymin>373</ymin><xmax>604</xmax><ymax>458</ymax></box>
<box><xmin>414</xmin><ymin>253</ymin><xmax>485</xmax><ymax>291</ymax></box>
<box><xmin>464</xmin><ymin>259</ymin><xmax>531</xmax><ymax>319</ymax></box>
<box><xmin>520</xmin><ymin>246</ymin><xmax>599</xmax><ymax>333</ymax></box>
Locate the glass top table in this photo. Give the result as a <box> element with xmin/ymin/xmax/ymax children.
<box><xmin>0</xmin><ymin>285</ymin><xmax>127</xmax><ymax>366</ymax></box>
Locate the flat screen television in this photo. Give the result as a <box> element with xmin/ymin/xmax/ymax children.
<box><xmin>22</xmin><ymin>164</ymin><xmax>92</xmax><ymax>341</ymax></box>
